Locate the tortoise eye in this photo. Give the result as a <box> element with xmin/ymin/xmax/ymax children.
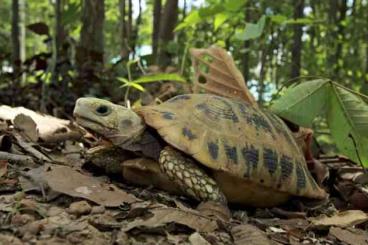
<box><xmin>95</xmin><ymin>105</ymin><xmax>110</xmax><ymax>116</ymax></box>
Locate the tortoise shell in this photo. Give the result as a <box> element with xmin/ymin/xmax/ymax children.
<box><xmin>137</xmin><ymin>94</ymin><xmax>326</xmax><ymax>204</ymax></box>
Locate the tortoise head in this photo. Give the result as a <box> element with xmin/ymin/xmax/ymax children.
<box><xmin>73</xmin><ymin>98</ymin><xmax>145</xmax><ymax>147</ymax></box>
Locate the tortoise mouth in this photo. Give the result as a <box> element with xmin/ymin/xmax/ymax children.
<box><xmin>74</xmin><ymin>115</ymin><xmax>114</xmax><ymax>136</ymax></box>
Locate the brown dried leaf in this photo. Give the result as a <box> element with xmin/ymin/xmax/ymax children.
<box><xmin>190</xmin><ymin>46</ymin><xmax>257</xmax><ymax>105</ymax></box>
<box><xmin>0</xmin><ymin>160</ymin><xmax>7</xmax><ymax>178</ymax></box>
<box><xmin>330</xmin><ymin>227</ymin><xmax>368</xmax><ymax>245</ymax></box>
<box><xmin>231</xmin><ymin>224</ymin><xmax>277</xmax><ymax>245</ymax></box>
<box><xmin>14</xmin><ymin>114</ymin><xmax>39</xmax><ymax>142</ymax></box>
<box><xmin>23</xmin><ymin>164</ymin><xmax>139</xmax><ymax>207</ymax></box>
<box><xmin>121</xmin><ymin>207</ymin><xmax>218</xmax><ymax>233</ymax></box>
<box><xmin>0</xmin><ymin>105</ymin><xmax>82</xmax><ymax>143</ymax></box>
<box><xmin>189</xmin><ymin>232</ymin><xmax>211</xmax><ymax>245</ymax></box>
<box><xmin>309</xmin><ymin>210</ymin><xmax>368</xmax><ymax>228</ymax></box>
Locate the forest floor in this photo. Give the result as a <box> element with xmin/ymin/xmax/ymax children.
<box><xmin>1</xmin><ymin>103</ymin><xmax>368</xmax><ymax>245</ymax></box>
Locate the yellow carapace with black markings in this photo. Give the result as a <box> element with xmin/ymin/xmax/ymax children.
<box><xmin>73</xmin><ymin>94</ymin><xmax>326</xmax><ymax>207</ymax></box>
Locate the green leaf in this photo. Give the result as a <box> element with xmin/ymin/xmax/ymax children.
<box><xmin>235</xmin><ymin>15</ymin><xmax>266</xmax><ymax>41</ymax></box>
<box><xmin>132</xmin><ymin>73</ymin><xmax>186</xmax><ymax>84</ymax></box>
<box><xmin>270</xmin><ymin>79</ymin><xmax>330</xmax><ymax>127</ymax></box>
<box><xmin>224</xmin><ymin>0</ymin><xmax>247</xmax><ymax>11</ymax></box>
<box><xmin>270</xmin><ymin>79</ymin><xmax>368</xmax><ymax>166</ymax></box>
<box><xmin>331</xmin><ymin>86</ymin><xmax>368</xmax><ymax>137</ymax></box>
<box><xmin>129</xmin><ymin>82</ymin><xmax>145</xmax><ymax>92</ymax></box>
<box><xmin>198</xmin><ymin>5</ymin><xmax>222</xmax><ymax>17</ymax></box>
<box><xmin>269</xmin><ymin>15</ymin><xmax>288</xmax><ymax>24</ymax></box>
<box><xmin>175</xmin><ymin>11</ymin><xmax>201</xmax><ymax>31</ymax></box>
<box><xmin>328</xmin><ymin>87</ymin><xmax>368</xmax><ymax>165</ymax></box>
<box><xmin>214</xmin><ymin>13</ymin><xmax>229</xmax><ymax>30</ymax></box>
<box><xmin>284</xmin><ymin>18</ymin><xmax>315</xmax><ymax>25</ymax></box>
<box><xmin>117</xmin><ymin>77</ymin><xmax>130</xmax><ymax>84</ymax></box>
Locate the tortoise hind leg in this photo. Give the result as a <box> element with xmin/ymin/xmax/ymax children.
<box><xmin>159</xmin><ymin>146</ymin><xmax>227</xmax><ymax>204</ymax></box>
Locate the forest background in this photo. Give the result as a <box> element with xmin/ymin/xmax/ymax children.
<box><xmin>0</xmin><ymin>0</ymin><xmax>367</xmax><ymax>114</ymax></box>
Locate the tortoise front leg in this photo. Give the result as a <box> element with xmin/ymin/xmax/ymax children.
<box><xmin>159</xmin><ymin>146</ymin><xmax>227</xmax><ymax>204</ymax></box>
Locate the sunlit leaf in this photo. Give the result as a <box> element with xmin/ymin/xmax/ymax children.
<box><xmin>129</xmin><ymin>82</ymin><xmax>145</xmax><ymax>92</ymax></box>
<box><xmin>117</xmin><ymin>77</ymin><xmax>130</xmax><ymax>84</ymax></box>
<box><xmin>235</xmin><ymin>15</ymin><xmax>266</xmax><ymax>41</ymax></box>
<box><xmin>214</xmin><ymin>13</ymin><xmax>229</xmax><ymax>30</ymax></box>
<box><xmin>175</xmin><ymin>10</ymin><xmax>201</xmax><ymax>31</ymax></box>
<box><xmin>132</xmin><ymin>73</ymin><xmax>186</xmax><ymax>84</ymax></box>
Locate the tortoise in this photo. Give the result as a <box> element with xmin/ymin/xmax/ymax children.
<box><xmin>73</xmin><ymin>94</ymin><xmax>326</xmax><ymax>207</ymax></box>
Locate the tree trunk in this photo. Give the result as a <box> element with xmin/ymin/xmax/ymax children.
<box><xmin>11</xmin><ymin>0</ymin><xmax>20</xmax><ymax>78</ymax></box>
<box><xmin>131</xmin><ymin>0</ymin><xmax>142</xmax><ymax>58</ymax></box>
<box><xmin>327</xmin><ymin>0</ymin><xmax>338</xmax><ymax>78</ymax></box>
<box><xmin>76</xmin><ymin>0</ymin><xmax>105</xmax><ymax>95</ymax></box>
<box><xmin>152</xmin><ymin>0</ymin><xmax>161</xmax><ymax>60</ymax></box>
<box><xmin>334</xmin><ymin>0</ymin><xmax>347</xmax><ymax>78</ymax></box>
<box><xmin>242</xmin><ymin>1</ymin><xmax>252</xmax><ymax>84</ymax></box>
<box><xmin>290</xmin><ymin>0</ymin><xmax>304</xmax><ymax>79</ymax></box>
<box><xmin>119</xmin><ymin>0</ymin><xmax>129</xmax><ymax>59</ymax></box>
<box><xmin>157</xmin><ymin>0</ymin><xmax>178</xmax><ymax>67</ymax></box>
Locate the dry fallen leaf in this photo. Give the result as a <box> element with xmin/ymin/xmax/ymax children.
<box><xmin>329</xmin><ymin>227</ymin><xmax>368</xmax><ymax>245</ymax></box>
<box><xmin>190</xmin><ymin>46</ymin><xmax>256</xmax><ymax>105</ymax></box>
<box><xmin>309</xmin><ymin>210</ymin><xmax>368</xmax><ymax>228</ymax></box>
<box><xmin>0</xmin><ymin>105</ymin><xmax>82</xmax><ymax>143</ymax></box>
<box><xmin>189</xmin><ymin>232</ymin><xmax>211</xmax><ymax>245</ymax></box>
<box><xmin>231</xmin><ymin>224</ymin><xmax>276</xmax><ymax>245</ymax></box>
<box><xmin>0</xmin><ymin>160</ymin><xmax>8</xmax><ymax>178</ymax></box>
<box><xmin>13</xmin><ymin>114</ymin><xmax>39</xmax><ymax>142</ymax></box>
<box><xmin>121</xmin><ymin>206</ymin><xmax>218</xmax><ymax>233</ymax></box>
<box><xmin>21</xmin><ymin>164</ymin><xmax>139</xmax><ymax>207</ymax></box>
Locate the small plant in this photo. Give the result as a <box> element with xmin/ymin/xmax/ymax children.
<box><xmin>117</xmin><ymin>59</ymin><xmax>186</xmax><ymax>105</ymax></box>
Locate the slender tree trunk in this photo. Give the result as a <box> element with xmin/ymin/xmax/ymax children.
<box><xmin>334</xmin><ymin>0</ymin><xmax>347</xmax><ymax>77</ymax></box>
<box><xmin>131</xmin><ymin>0</ymin><xmax>142</xmax><ymax>57</ymax></box>
<box><xmin>327</xmin><ymin>0</ymin><xmax>338</xmax><ymax>78</ymax></box>
<box><xmin>290</xmin><ymin>0</ymin><xmax>304</xmax><ymax>78</ymax></box>
<box><xmin>157</xmin><ymin>0</ymin><xmax>178</xmax><ymax>67</ymax></box>
<box><xmin>76</xmin><ymin>0</ymin><xmax>105</xmax><ymax>95</ymax></box>
<box><xmin>242</xmin><ymin>1</ymin><xmax>252</xmax><ymax>84</ymax></box>
<box><xmin>152</xmin><ymin>0</ymin><xmax>161</xmax><ymax>60</ymax></box>
<box><xmin>119</xmin><ymin>0</ymin><xmax>129</xmax><ymax>59</ymax></box>
<box><xmin>128</xmin><ymin>0</ymin><xmax>132</xmax><ymax>55</ymax></box>
<box><xmin>11</xmin><ymin>0</ymin><xmax>20</xmax><ymax>78</ymax></box>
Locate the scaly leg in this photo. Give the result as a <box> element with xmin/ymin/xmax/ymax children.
<box><xmin>159</xmin><ymin>146</ymin><xmax>227</xmax><ymax>204</ymax></box>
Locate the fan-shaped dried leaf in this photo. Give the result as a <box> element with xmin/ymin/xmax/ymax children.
<box><xmin>190</xmin><ymin>46</ymin><xmax>256</xmax><ymax>105</ymax></box>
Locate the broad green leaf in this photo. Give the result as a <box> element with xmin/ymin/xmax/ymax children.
<box><xmin>224</xmin><ymin>0</ymin><xmax>247</xmax><ymax>11</ymax></box>
<box><xmin>331</xmin><ymin>86</ymin><xmax>368</xmax><ymax>137</ymax></box>
<box><xmin>270</xmin><ymin>79</ymin><xmax>330</xmax><ymax>127</ymax></box>
<box><xmin>328</xmin><ymin>88</ymin><xmax>368</xmax><ymax>165</ymax></box>
<box><xmin>214</xmin><ymin>13</ymin><xmax>229</xmax><ymax>30</ymax></box>
<box><xmin>132</xmin><ymin>73</ymin><xmax>186</xmax><ymax>84</ymax></box>
<box><xmin>235</xmin><ymin>15</ymin><xmax>266</xmax><ymax>41</ymax></box>
<box><xmin>198</xmin><ymin>5</ymin><xmax>222</xmax><ymax>17</ymax></box>
<box><xmin>175</xmin><ymin>11</ymin><xmax>201</xmax><ymax>31</ymax></box>
<box><xmin>271</xmin><ymin>79</ymin><xmax>368</xmax><ymax>166</ymax></box>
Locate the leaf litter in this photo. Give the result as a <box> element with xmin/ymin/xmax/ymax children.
<box><xmin>0</xmin><ymin>46</ymin><xmax>368</xmax><ymax>244</ymax></box>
